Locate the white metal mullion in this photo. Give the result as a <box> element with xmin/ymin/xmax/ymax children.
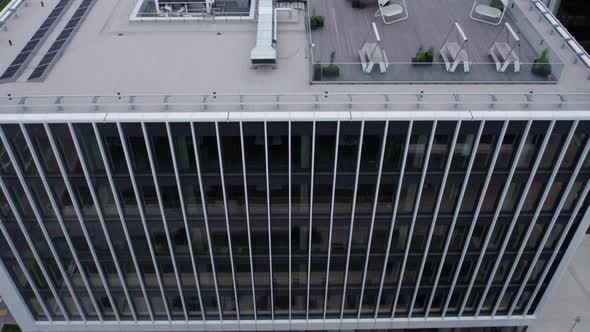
<box><xmin>454</xmin><ymin>121</ymin><xmax>510</xmax><ymax>318</ymax></box>
<box><xmin>68</xmin><ymin>123</ymin><xmax>135</xmax><ymax>321</ymax></box>
<box><xmin>339</xmin><ymin>121</ymin><xmax>365</xmax><ymax>319</ymax></box>
<box><xmin>288</xmin><ymin>121</ymin><xmax>292</xmax><ymax>320</ymax></box>
<box><xmin>20</xmin><ymin>124</ymin><xmax>103</xmax><ymax>321</ymax></box>
<box><xmin>44</xmin><ymin>124</ymin><xmax>120</xmax><ymax>321</ymax></box>
<box><xmin>166</xmin><ymin>122</ymin><xmax>205</xmax><ymax>320</ymax></box>
<box><xmin>92</xmin><ymin>123</ymin><xmax>149</xmax><ymax>321</ymax></box>
<box><xmin>190</xmin><ymin>122</ymin><xmax>223</xmax><ymax>320</ymax></box>
<box><xmin>508</xmin><ymin>140</ymin><xmax>590</xmax><ymax>317</ymax></box>
<box><xmin>439</xmin><ymin>120</ymin><xmax>529</xmax><ymax>318</ymax></box>
<box><xmin>449</xmin><ymin>121</ymin><xmax>529</xmax><ymax>319</ymax></box>
<box><xmin>0</xmin><ymin>220</ymin><xmax>52</xmax><ymax>320</ymax></box>
<box><xmin>412</xmin><ymin>121</ymin><xmax>461</xmax><ymax>317</ymax></box>
<box><xmin>373</xmin><ymin>121</ymin><xmax>413</xmax><ymax>318</ymax></box>
<box><xmin>356</xmin><ymin>121</ymin><xmax>389</xmax><ymax>318</ymax></box>
<box><xmin>523</xmin><ymin>164</ymin><xmax>590</xmax><ymax>316</ymax></box>
<box><xmin>0</xmin><ymin>128</ymin><xmax>86</xmax><ymax>321</ymax></box>
<box><xmin>491</xmin><ymin>121</ymin><xmax>579</xmax><ymax>317</ymax></box>
<box><xmin>305</xmin><ymin>121</ymin><xmax>316</xmax><ymax>319</ymax></box>
<box><xmin>238</xmin><ymin>122</ymin><xmax>257</xmax><ymax>320</ymax></box>
<box><xmin>470</xmin><ymin>121</ymin><xmax>555</xmax><ymax>318</ymax></box>
<box><xmin>322</xmin><ymin>121</ymin><xmax>340</xmax><ymax>320</ymax></box>
<box><xmin>510</xmin><ymin>125</ymin><xmax>590</xmax><ymax>317</ymax></box>
<box><xmin>213</xmin><ymin>122</ymin><xmax>240</xmax><ymax>319</ymax></box>
<box><xmin>0</xmin><ymin>171</ymin><xmax>69</xmax><ymax>320</ymax></box>
<box><xmin>392</xmin><ymin>121</ymin><xmax>438</xmax><ymax>318</ymax></box>
<box><xmin>116</xmin><ymin>123</ymin><xmax>165</xmax><ymax>321</ymax></box>
<box><xmin>263</xmin><ymin>122</ymin><xmax>275</xmax><ymax>319</ymax></box>
<box><xmin>437</xmin><ymin>121</ymin><xmax>486</xmax><ymax>317</ymax></box>
<box><xmin>140</xmin><ymin>122</ymin><xmax>189</xmax><ymax>320</ymax></box>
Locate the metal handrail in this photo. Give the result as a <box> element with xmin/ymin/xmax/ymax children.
<box><xmin>1</xmin><ymin>92</ymin><xmax>590</xmax><ymax>113</ymax></box>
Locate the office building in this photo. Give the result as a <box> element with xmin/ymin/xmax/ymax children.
<box><xmin>0</xmin><ymin>0</ymin><xmax>589</xmax><ymax>332</ymax></box>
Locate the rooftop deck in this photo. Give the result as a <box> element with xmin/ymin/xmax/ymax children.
<box><xmin>309</xmin><ymin>0</ymin><xmax>563</xmax><ymax>83</ymax></box>
<box><xmin>0</xmin><ymin>0</ymin><xmax>588</xmax><ymax>108</ymax></box>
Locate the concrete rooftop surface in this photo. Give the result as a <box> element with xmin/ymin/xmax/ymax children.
<box><xmin>0</xmin><ymin>0</ymin><xmax>588</xmax><ymax>103</ymax></box>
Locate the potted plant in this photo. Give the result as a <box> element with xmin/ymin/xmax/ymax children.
<box><xmin>490</xmin><ymin>0</ymin><xmax>505</xmax><ymax>11</ymax></box>
<box><xmin>322</xmin><ymin>51</ymin><xmax>340</xmax><ymax>78</ymax></box>
<box><xmin>532</xmin><ymin>49</ymin><xmax>552</xmax><ymax>78</ymax></box>
<box><xmin>310</xmin><ymin>9</ymin><xmax>325</xmax><ymax>30</ymax></box>
<box><xmin>412</xmin><ymin>47</ymin><xmax>435</xmax><ymax>65</ymax></box>
<box><xmin>313</xmin><ymin>62</ymin><xmax>322</xmax><ymax>81</ymax></box>
<box><xmin>425</xmin><ymin>47</ymin><xmax>435</xmax><ymax>62</ymax></box>
<box><xmin>1</xmin><ymin>325</ymin><xmax>22</xmax><ymax>332</ymax></box>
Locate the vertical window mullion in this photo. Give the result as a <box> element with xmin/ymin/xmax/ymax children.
<box><xmin>0</xmin><ymin>150</ymin><xmax>69</xmax><ymax>321</ymax></box>
<box><xmin>410</xmin><ymin>121</ymin><xmax>461</xmax><ymax>316</ymax></box>
<box><xmin>116</xmin><ymin>123</ymin><xmax>166</xmax><ymax>321</ymax></box>
<box><xmin>213</xmin><ymin>122</ymin><xmax>240</xmax><ymax>319</ymax></box>
<box><xmin>305</xmin><ymin>122</ymin><xmax>316</xmax><ymax>319</ymax></box>
<box><xmin>21</xmin><ymin>124</ymin><xmax>103</xmax><ymax>321</ymax></box>
<box><xmin>523</xmin><ymin>160</ymin><xmax>590</xmax><ymax>315</ymax></box>
<box><xmin>288</xmin><ymin>121</ymin><xmax>292</xmax><ymax>320</ymax></box>
<box><xmin>0</xmin><ymin>221</ymin><xmax>52</xmax><ymax>320</ymax></box>
<box><xmin>263</xmin><ymin>122</ymin><xmax>275</xmax><ymax>319</ymax></box>
<box><xmin>45</xmin><ymin>124</ymin><xmax>120</xmax><ymax>321</ymax></box>
<box><xmin>141</xmin><ymin>123</ymin><xmax>188</xmax><ymax>320</ymax></box>
<box><xmin>374</xmin><ymin>121</ymin><xmax>413</xmax><ymax>318</ymax></box>
<box><xmin>322</xmin><ymin>121</ymin><xmax>339</xmax><ymax>320</ymax></box>
<box><xmin>166</xmin><ymin>122</ymin><xmax>205</xmax><ymax>320</ymax></box>
<box><xmin>454</xmin><ymin>121</ymin><xmax>509</xmax><ymax>317</ymax></box>
<box><xmin>340</xmin><ymin>121</ymin><xmax>365</xmax><ymax>319</ymax></box>
<box><xmin>238</xmin><ymin>122</ymin><xmax>257</xmax><ymax>320</ymax></box>
<box><xmin>393</xmin><ymin>121</ymin><xmax>437</xmax><ymax>318</ymax></box>
<box><xmin>0</xmin><ymin>126</ymin><xmax>86</xmax><ymax>320</ymax></box>
<box><xmin>470</xmin><ymin>121</ymin><xmax>555</xmax><ymax>318</ymax></box>
<box><xmin>93</xmin><ymin>123</ymin><xmax>153</xmax><ymax>321</ymax></box>
<box><xmin>357</xmin><ymin>121</ymin><xmax>389</xmax><ymax>318</ymax></box>
<box><xmin>190</xmin><ymin>122</ymin><xmax>223</xmax><ymax>320</ymax></box>
<box><xmin>437</xmin><ymin>121</ymin><xmax>485</xmax><ymax>318</ymax></box>
<box><xmin>490</xmin><ymin>121</ymin><xmax>578</xmax><ymax>316</ymax></box>
<box><xmin>515</xmin><ymin>130</ymin><xmax>590</xmax><ymax>316</ymax></box>
<box><xmin>447</xmin><ymin>120</ymin><xmax>528</xmax><ymax>318</ymax></box>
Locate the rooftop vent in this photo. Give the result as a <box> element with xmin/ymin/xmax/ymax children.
<box><xmin>250</xmin><ymin>0</ymin><xmax>277</xmax><ymax>68</ymax></box>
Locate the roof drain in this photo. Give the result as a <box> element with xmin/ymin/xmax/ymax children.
<box><xmin>250</xmin><ymin>0</ymin><xmax>277</xmax><ymax>69</ymax></box>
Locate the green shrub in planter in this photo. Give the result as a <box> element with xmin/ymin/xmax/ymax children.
<box><xmin>415</xmin><ymin>47</ymin><xmax>426</xmax><ymax>62</ymax></box>
<box><xmin>425</xmin><ymin>47</ymin><xmax>435</xmax><ymax>62</ymax></box>
<box><xmin>310</xmin><ymin>15</ymin><xmax>325</xmax><ymax>30</ymax></box>
<box><xmin>413</xmin><ymin>47</ymin><xmax>434</xmax><ymax>64</ymax></box>
<box><xmin>313</xmin><ymin>63</ymin><xmax>322</xmax><ymax>80</ymax></box>
<box><xmin>322</xmin><ymin>64</ymin><xmax>340</xmax><ymax>78</ymax></box>
<box><xmin>2</xmin><ymin>325</ymin><xmax>22</xmax><ymax>332</ymax></box>
<box><xmin>322</xmin><ymin>51</ymin><xmax>340</xmax><ymax>78</ymax></box>
<box><xmin>532</xmin><ymin>49</ymin><xmax>552</xmax><ymax>78</ymax></box>
<box><xmin>490</xmin><ymin>0</ymin><xmax>505</xmax><ymax>11</ymax></box>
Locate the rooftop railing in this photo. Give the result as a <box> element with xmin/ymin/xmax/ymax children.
<box><xmin>310</xmin><ymin>61</ymin><xmax>564</xmax><ymax>84</ymax></box>
<box><xmin>529</xmin><ymin>0</ymin><xmax>590</xmax><ymax>75</ymax></box>
<box><xmin>1</xmin><ymin>93</ymin><xmax>590</xmax><ymax>115</ymax></box>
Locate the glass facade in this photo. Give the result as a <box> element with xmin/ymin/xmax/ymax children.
<box><xmin>0</xmin><ymin>120</ymin><xmax>589</xmax><ymax>328</ymax></box>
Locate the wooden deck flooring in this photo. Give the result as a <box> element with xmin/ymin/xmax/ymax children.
<box><xmin>309</xmin><ymin>0</ymin><xmax>538</xmax><ymax>64</ymax></box>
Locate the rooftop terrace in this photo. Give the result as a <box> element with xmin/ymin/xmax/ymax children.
<box><xmin>0</xmin><ymin>0</ymin><xmax>588</xmax><ymax>112</ymax></box>
<box><xmin>309</xmin><ymin>0</ymin><xmax>562</xmax><ymax>83</ymax></box>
